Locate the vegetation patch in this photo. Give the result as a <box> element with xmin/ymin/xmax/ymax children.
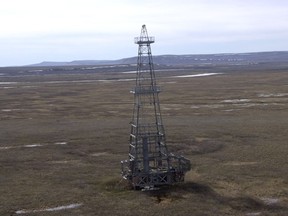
<box><xmin>0</xmin><ymin>65</ymin><xmax>287</xmax><ymax>215</ymax></box>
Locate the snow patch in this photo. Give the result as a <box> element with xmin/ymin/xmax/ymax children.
<box><xmin>222</xmin><ymin>109</ymin><xmax>234</xmax><ymax>112</ymax></box>
<box><xmin>55</xmin><ymin>142</ymin><xmax>67</xmax><ymax>145</ymax></box>
<box><xmin>258</xmin><ymin>93</ymin><xmax>288</xmax><ymax>97</ymax></box>
<box><xmin>174</xmin><ymin>73</ymin><xmax>222</xmax><ymax>78</ymax></box>
<box><xmin>24</xmin><ymin>144</ymin><xmax>43</xmax><ymax>148</ymax></box>
<box><xmin>261</xmin><ymin>197</ymin><xmax>280</xmax><ymax>205</ymax></box>
<box><xmin>121</xmin><ymin>68</ymin><xmax>191</xmax><ymax>74</ymax></box>
<box><xmin>0</xmin><ymin>82</ymin><xmax>18</xmax><ymax>85</ymax></box>
<box><xmin>190</xmin><ymin>106</ymin><xmax>200</xmax><ymax>109</ymax></box>
<box><xmin>190</xmin><ymin>104</ymin><xmax>224</xmax><ymax>109</ymax></box>
<box><xmin>116</xmin><ymin>78</ymin><xmax>135</xmax><ymax>82</ymax></box>
<box><xmin>1</xmin><ymin>109</ymin><xmax>12</xmax><ymax>112</ymax></box>
<box><xmin>97</xmin><ymin>78</ymin><xmax>135</xmax><ymax>82</ymax></box>
<box><xmin>222</xmin><ymin>99</ymin><xmax>251</xmax><ymax>103</ymax></box>
<box><xmin>1</xmin><ymin>109</ymin><xmax>22</xmax><ymax>112</ymax></box>
<box><xmin>92</xmin><ymin>152</ymin><xmax>109</xmax><ymax>157</ymax></box>
<box><xmin>235</xmin><ymin>103</ymin><xmax>268</xmax><ymax>108</ymax></box>
<box><xmin>0</xmin><ymin>141</ymin><xmax>68</xmax><ymax>150</ymax></box>
<box><xmin>122</xmin><ymin>71</ymin><xmax>137</xmax><ymax>74</ymax></box>
<box><xmin>28</xmin><ymin>69</ymin><xmax>43</xmax><ymax>72</ymax></box>
<box><xmin>164</xmin><ymin>81</ymin><xmax>177</xmax><ymax>84</ymax></box>
<box><xmin>202</xmin><ymin>104</ymin><xmax>224</xmax><ymax>109</ymax></box>
<box><xmin>162</xmin><ymin>107</ymin><xmax>181</xmax><ymax>111</ymax></box>
<box><xmin>15</xmin><ymin>203</ymin><xmax>82</xmax><ymax>214</ymax></box>
<box><xmin>1</xmin><ymin>86</ymin><xmax>15</xmax><ymax>89</ymax></box>
<box><xmin>0</xmin><ymin>146</ymin><xmax>13</xmax><ymax>150</ymax></box>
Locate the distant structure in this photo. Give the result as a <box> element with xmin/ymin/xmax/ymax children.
<box><xmin>121</xmin><ymin>25</ymin><xmax>191</xmax><ymax>190</ymax></box>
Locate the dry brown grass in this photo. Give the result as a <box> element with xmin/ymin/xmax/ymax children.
<box><xmin>0</xmin><ymin>66</ymin><xmax>287</xmax><ymax>215</ymax></box>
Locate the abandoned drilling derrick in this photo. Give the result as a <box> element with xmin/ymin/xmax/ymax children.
<box><xmin>121</xmin><ymin>25</ymin><xmax>191</xmax><ymax>190</ymax></box>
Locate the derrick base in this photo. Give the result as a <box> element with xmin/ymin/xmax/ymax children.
<box><xmin>121</xmin><ymin>154</ymin><xmax>191</xmax><ymax>189</ymax></box>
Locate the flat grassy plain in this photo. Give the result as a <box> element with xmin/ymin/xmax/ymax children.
<box><xmin>0</xmin><ymin>65</ymin><xmax>287</xmax><ymax>215</ymax></box>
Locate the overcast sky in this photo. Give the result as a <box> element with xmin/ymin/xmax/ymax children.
<box><xmin>1</xmin><ymin>0</ymin><xmax>288</xmax><ymax>66</ymax></box>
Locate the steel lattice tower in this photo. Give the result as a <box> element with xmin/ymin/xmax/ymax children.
<box><xmin>121</xmin><ymin>25</ymin><xmax>191</xmax><ymax>190</ymax></box>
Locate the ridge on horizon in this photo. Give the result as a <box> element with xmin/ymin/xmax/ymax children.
<box><xmin>26</xmin><ymin>50</ymin><xmax>288</xmax><ymax>67</ymax></box>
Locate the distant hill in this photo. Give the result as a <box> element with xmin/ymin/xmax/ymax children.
<box><xmin>28</xmin><ymin>51</ymin><xmax>288</xmax><ymax>67</ymax></box>
<box><xmin>30</xmin><ymin>60</ymin><xmax>121</xmax><ymax>67</ymax></box>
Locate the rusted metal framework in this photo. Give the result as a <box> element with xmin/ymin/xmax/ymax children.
<box><xmin>121</xmin><ymin>25</ymin><xmax>191</xmax><ymax>190</ymax></box>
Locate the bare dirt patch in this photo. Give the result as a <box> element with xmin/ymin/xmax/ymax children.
<box><xmin>91</xmin><ymin>152</ymin><xmax>110</xmax><ymax>157</ymax></box>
